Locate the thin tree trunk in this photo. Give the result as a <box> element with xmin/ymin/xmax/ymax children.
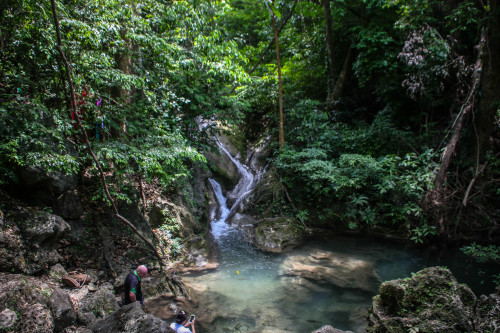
<box><xmin>323</xmin><ymin>0</ymin><xmax>336</xmax><ymax>109</ymax></box>
<box><xmin>271</xmin><ymin>1</ymin><xmax>284</xmax><ymax>148</ymax></box>
<box><xmin>228</xmin><ymin>0</ymin><xmax>298</xmax><ymax>95</ymax></box>
<box><xmin>50</xmin><ymin>0</ymin><xmax>164</xmax><ymax>264</ymax></box>
<box><xmin>477</xmin><ymin>0</ymin><xmax>500</xmax><ymax>158</ymax></box>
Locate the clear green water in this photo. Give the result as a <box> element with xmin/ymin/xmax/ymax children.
<box><xmin>176</xmin><ymin>225</ymin><xmax>498</xmax><ymax>333</ymax></box>
<box><xmin>179</xmin><ymin>228</ymin><xmax>425</xmax><ymax>333</ymax></box>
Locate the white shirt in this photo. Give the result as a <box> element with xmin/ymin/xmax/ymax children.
<box><xmin>170</xmin><ymin>322</ymin><xmax>192</xmax><ymax>333</ymax></box>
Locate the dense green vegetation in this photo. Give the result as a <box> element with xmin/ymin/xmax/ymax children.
<box><xmin>1</xmin><ymin>0</ymin><xmax>499</xmax><ymax>268</ymax></box>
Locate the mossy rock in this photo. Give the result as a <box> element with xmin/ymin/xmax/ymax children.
<box><xmin>367</xmin><ymin>267</ymin><xmax>481</xmax><ymax>333</ymax></box>
<box><xmin>252</xmin><ymin>217</ymin><xmax>311</xmax><ymax>253</ymax></box>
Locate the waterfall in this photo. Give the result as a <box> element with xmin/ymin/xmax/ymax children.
<box><xmin>209</xmin><ymin>178</ymin><xmax>232</xmax><ymax>239</ymax></box>
<box><xmin>209</xmin><ymin>136</ymin><xmax>267</xmax><ymax>239</ymax></box>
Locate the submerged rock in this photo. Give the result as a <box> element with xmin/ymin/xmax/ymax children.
<box><xmin>367</xmin><ymin>266</ymin><xmax>500</xmax><ymax>333</ymax></box>
<box><xmin>279</xmin><ymin>249</ymin><xmax>381</xmax><ymax>292</ymax></box>
<box><xmin>311</xmin><ymin>325</ymin><xmax>355</xmax><ymax>333</ymax></box>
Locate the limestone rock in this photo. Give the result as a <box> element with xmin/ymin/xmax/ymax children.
<box><xmin>280</xmin><ymin>249</ymin><xmax>380</xmax><ymax>292</ymax></box>
<box><xmin>49</xmin><ymin>289</ymin><xmax>76</xmax><ymax>332</ymax></box>
<box><xmin>0</xmin><ymin>308</ymin><xmax>17</xmax><ymax>330</ymax></box>
<box><xmin>367</xmin><ymin>266</ymin><xmax>490</xmax><ymax>333</ymax></box>
<box><xmin>0</xmin><ymin>202</ymin><xmax>70</xmax><ymax>274</ymax></box>
<box><xmin>89</xmin><ymin>302</ymin><xmax>170</xmax><ymax>333</ymax></box>
<box><xmin>49</xmin><ymin>263</ymin><xmax>68</xmax><ymax>282</ymax></box>
<box><xmin>77</xmin><ymin>285</ymin><xmax>119</xmax><ymax>325</ymax></box>
<box><xmin>18</xmin><ymin>166</ymin><xmax>77</xmax><ymax>195</ymax></box>
<box><xmin>253</xmin><ymin>217</ymin><xmax>310</xmax><ymax>253</ymax></box>
<box><xmin>17</xmin><ymin>303</ymin><xmax>54</xmax><ymax>333</ymax></box>
<box><xmin>54</xmin><ymin>190</ymin><xmax>84</xmax><ymax>220</ymax></box>
<box><xmin>475</xmin><ymin>293</ymin><xmax>500</xmax><ymax>332</ymax></box>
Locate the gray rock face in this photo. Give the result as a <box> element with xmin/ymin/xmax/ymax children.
<box><xmin>49</xmin><ymin>289</ymin><xmax>76</xmax><ymax>332</ymax></box>
<box><xmin>280</xmin><ymin>249</ymin><xmax>381</xmax><ymax>292</ymax></box>
<box><xmin>78</xmin><ymin>284</ymin><xmax>120</xmax><ymax>325</ymax></box>
<box><xmin>54</xmin><ymin>190</ymin><xmax>84</xmax><ymax>220</ymax></box>
<box><xmin>0</xmin><ymin>205</ymin><xmax>70</xmax><ymax>274</ymax></box>
<box><xmin>367</xmin><ymin>266</ymin><xmax>500</xmax><ymax>333</ymax></box>
<box><xmin>19</xmin><ymin>166</ymin><xmax>77</xmax><ymax>196</ymax></box>
<box><xmin>89</xmin><ymin>302</ymin><xmax>170</xmax><ymax>333</ymax></box>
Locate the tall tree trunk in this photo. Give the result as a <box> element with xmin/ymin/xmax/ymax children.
<box><xmin>477</xmin><ymin>0</ymin><xmax>500</xmax><ymax>157</ymax></box>
<box><xmin>330</xmin><ymin>46</ymin><xmax>356</xmax><ymax>105</ymax></box>
<box><xmin>323</xmin><ymin>0</ymin><xmax>336</xmax><ymax>111</ymax></box>
<box><xmin>271</xmin><ymin>1</ymin><xmax>284</xmax><ymax>148</ymax></box>
<box><xmin>323</xmin><ymin>0</ymin><xmax>358</xmax><ymax>111</ymax></box>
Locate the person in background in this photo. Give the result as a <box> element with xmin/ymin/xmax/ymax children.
<box><xmin>170</xmin><ymin>310</ymin><xmax>196</xmax><ymax>333</ymax></box>
<box><xmin>123</xmin><ymin>265</ymin><xmax>148</xmax><ymax>306</ymax></box>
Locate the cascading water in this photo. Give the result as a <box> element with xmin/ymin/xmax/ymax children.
<box><xmin>208</xmin><ymin>178</ymin><xmax>231</xmax><ymax>239</ymax></box>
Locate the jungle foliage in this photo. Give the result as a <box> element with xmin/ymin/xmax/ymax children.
<box><xmin>1</xmin><ymin>0</ymin><xmax>499</xmax><ymax>254</ymax></box>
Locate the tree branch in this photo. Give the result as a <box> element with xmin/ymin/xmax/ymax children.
<box><xmin>228</xmin><ymin>0</ymin><xmax>298</xmax><ymax>95</ymax></box>
<box><xmin>50</xmin><ymin>0</ymin><xmax>164</xmax><ymax>263</ymax></box>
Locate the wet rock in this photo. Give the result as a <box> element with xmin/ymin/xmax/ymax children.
<box><xmin>142</xmin><ymin>272</ymin><xmax>178</xmax><ymax>299</ymax></box>
<box><xmin>0</xmin><ymin>308</ymin><xmax>17</xmax><ymax>330</ymax></box>
<box><xmin>311</xmin><ymin>325</ymin><xmax>354</xmax><ymax>333</ymax></box>
<box><xmin>253</xmin><ymin>217</ymin><xmax>311</xmax><ymax>253</ymax></box>
<box><xmin>366</xmin><ymin>266</ymin><xmax>498</xmax><ymax>333</ymax></box>
<box><xmin>49</xmin><ymin>289</ymin><xmax>76</xmax><ymax>332</ymax></box>
<box><xmin>89</xmin><ymin>302</ymin><xmax>170</xmax><ymax>333</ymax></box>
<box><xmin>279</xmin><ymin>250</ymin><xmax>380</xmax><ymax>292</ymax></box>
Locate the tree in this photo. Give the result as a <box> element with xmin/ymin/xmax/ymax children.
<box><xmin>268</xmin><ymin>0</ymin><xmax>285</xmax><ymax>148</ymax></box>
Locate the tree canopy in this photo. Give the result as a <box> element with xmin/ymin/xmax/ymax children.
<box><xmin>1</xmin><ymin>0</ymin><xmax>499</xmax><ymax>253</ymax></box>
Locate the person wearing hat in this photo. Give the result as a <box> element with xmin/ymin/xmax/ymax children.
<box><xmin>170</xmin><ymin>310</ymin><xmax>196</xmax><ymax>333</ymax></box>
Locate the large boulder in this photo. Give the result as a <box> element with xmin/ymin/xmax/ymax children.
<box><xmin>48</xmin><ymin>289</ymin><xmax>76</xmax><ymax>331</ymax></box>
<box><xmin>367</xmin><ymin>266</ymin><xmax>500</xmax><ymax>333</ymax></box>
<box><xmin>89</xmin><ymin>302</ymin><xmax>170</xmax><ymax>333</ymax></box>
<box><xmin>0</xmin><ymin>192</ymin><xmax>71</xmax><ymax>274</ymax></box>
<box><xmin>17</xmin><ymin>303</ymin><xmax>55</xmax><ymax>333</ymax></box>
<box><xmin>279</xmin><ymin>249</ymin><xmax>380</xmax><ymax>292</ymax></box>
<box><xmin>253</xmin><ymin>217</ymin><xmax>311</xmax><ymax>253</ymax></box>
<box><xmin>77</xmin><ymin>283</ymin><xmax>120</xmax><ymax>326</ymax></box>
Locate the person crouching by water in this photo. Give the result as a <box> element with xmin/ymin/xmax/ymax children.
<box><xmin>124</xmin><ymin>265</ymin><xmax>148</xmax><ymax>306</ymax></box>
<box><xmin>170</xmin><ymin>310</ymin><xmax>196</xmax><ymax>333</ymax></box>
